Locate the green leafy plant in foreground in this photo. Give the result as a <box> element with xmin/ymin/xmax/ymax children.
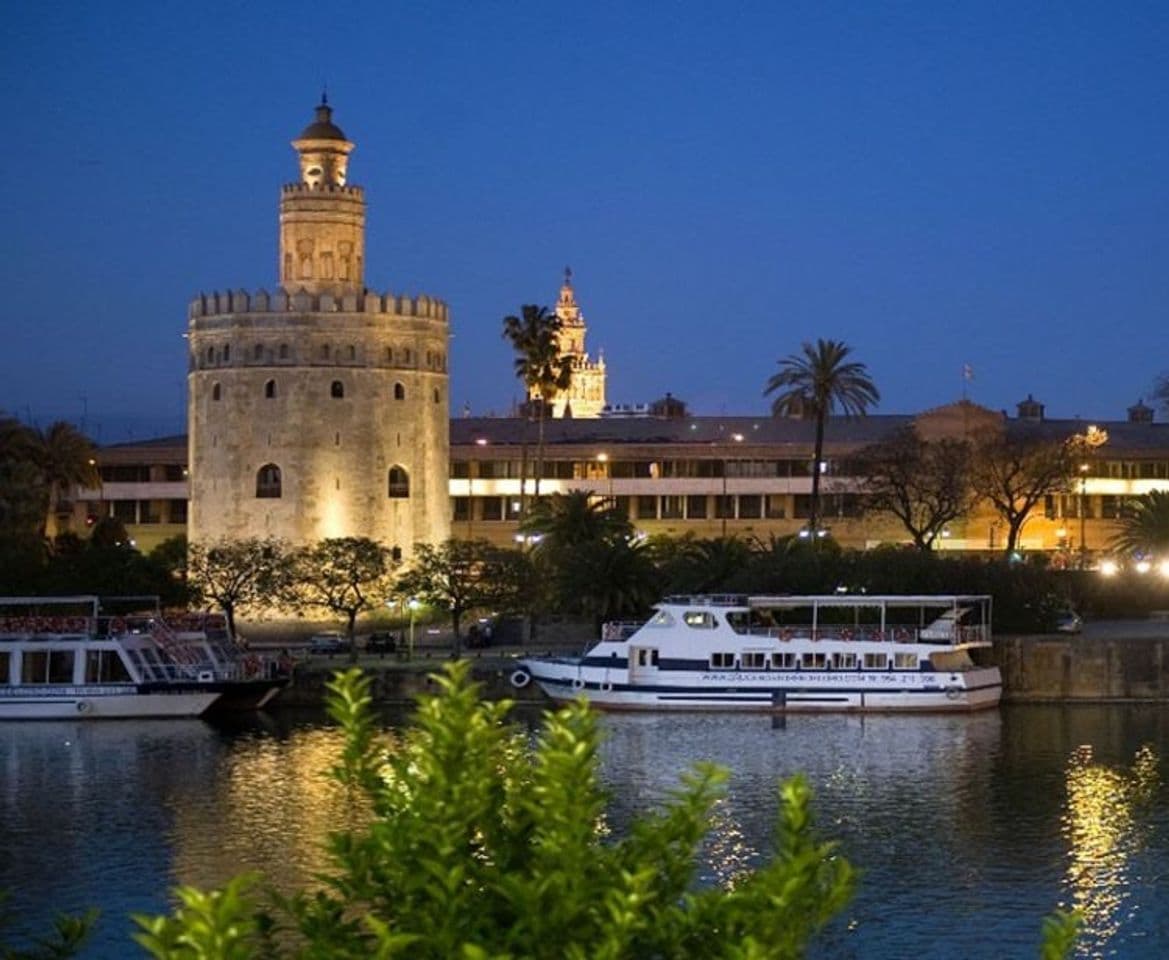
<box><xmin>122</xmin><ymin>662</ymin><xmax>1078</xmax><ymax>958</ymax></box>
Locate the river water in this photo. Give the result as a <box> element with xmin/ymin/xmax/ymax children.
<box><xmin>3</xmin><ymin>703</ymin><xmax>1168</xmax><ymax>959</ymax></box>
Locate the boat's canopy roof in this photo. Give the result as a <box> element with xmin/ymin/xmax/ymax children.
<box><xmin>660</xmin><ymin>594</ymin><xmax>990</xmax><ymax>608</ymax></box>
<box><xmin>0</xmin><ymin>595</ymin><xmax>100</xmax><ymax>611</ymax></box>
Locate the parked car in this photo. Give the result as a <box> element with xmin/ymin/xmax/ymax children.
<box><xmin>1054</xmin><ymin>610</ymin><xmax>1083</xmax><ymax>634</ymax></box>
<box><xmin>309</xmin><ymin>632</ymin><xmax>347</xmax><ymax>654</ymax></box>
<box><xmin>366</xmin><ymin>632</ymin><xmax>397</xmax><ymax>654</ymax></box>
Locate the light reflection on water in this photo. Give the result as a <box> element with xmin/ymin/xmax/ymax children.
<box><xmin>2</xmin><ymin>705</ymin><xmax>1168</xmax><ymax>959</ymax></box>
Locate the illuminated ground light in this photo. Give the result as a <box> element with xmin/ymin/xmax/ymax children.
<box><xmin>1099</xmin><ymin>559</ymin><xmax>1120</xmax><ymax>577</ymax></box>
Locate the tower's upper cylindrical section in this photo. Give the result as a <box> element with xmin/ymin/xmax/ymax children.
<box><xmin>281</xmin><ymin>97</ymin><xmax>365</xmax><ymax>292</ymax></box>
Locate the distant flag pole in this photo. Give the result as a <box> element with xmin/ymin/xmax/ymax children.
<box><xmin>962</xmin><ymin>363</ymin><xmax>974</xmax><ymax>401</ymax></box>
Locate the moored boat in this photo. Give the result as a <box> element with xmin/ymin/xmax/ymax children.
<box><xmin>0</xmin><ymin>596</ymin><xmax>289</xmax><ymax>720</ymax></box>
<box><xmin>512</xmin><ymin>594</ymin><xmax>1002</xmax><ymax>713</ymax></box>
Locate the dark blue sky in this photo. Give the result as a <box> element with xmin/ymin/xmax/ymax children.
<box><xmin>3</xmin><ymin>1</ymin><xmax>1167</xmax><ymax>441</ymax></box>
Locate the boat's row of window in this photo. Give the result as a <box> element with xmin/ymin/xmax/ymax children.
<box><xmin>0</xmin><ymin>649</ymin><xmax>133</xmax><ymax>685</ymax></box>
<box><xmin>708</xmin><ymin>651</ymin><xmax>919</xmax><ymax>671</ymax></box>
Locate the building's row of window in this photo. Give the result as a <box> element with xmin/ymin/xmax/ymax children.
<box><xmin>708</xmin><ymin>650</ymin><xmax>918</xmax><ymax>671</ymax></box>
<box><xmin>452</xmin><ymin>458</ymin><xmax>842</xmax><ymax>480</ymax></box>
<box><xmin>100</xmin><ymin>464</ymin><xmax>186</xmax><ymax>483</ymax></box>
<box><xmin>82</xmin><ymin>499</ymin><xmax>187</xmax><ymax>525</ymax></box>
<box><xmin>211</xmin><ymin>380</ymin><xmax>441</xmax><ymax>403</ymax></box>
<box><xmin>453</xmin><ymin>456</ymin><xmax>1169</xmax><ymax>481</ymax></box>
<box><xmin>452</xmin><ymin>493</ymin><xmax>860</xmax><ymax>523</ymax></box>
<box><xmin>255</xmin><ymin>465</ymin><xmax>410</xmax><ymax>499</ymax></box>
<box><xmin>199</xmin><ymin>343</ymin><xmax>446</xmax><ymax>370</ymax></box>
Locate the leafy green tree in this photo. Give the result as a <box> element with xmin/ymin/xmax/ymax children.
<box><xmin>187</xmin><ymin>538</ymin><xmax>288</xmax><ymax>640</ymax></box>
<box><xmin>1111</xmin><ymin>490</ymin><xmax>1169</xmax><ymax>557</ymax></box>
<box><xmin>501</xmin><ymin>304</ymin><xmax>573</xmax><ymax>505</ymax></box>
<box><xmin>764</xmin><ymin>339</ymin><xmax>880</xmax><ymax>543</ymax></box>
<box><xmin>289</xmin><ymin>538</ymin><xmax>395</xmax><ymax>661</ymax></box>
<box><xmin>393</xmin><ymin>539</ymin><xmax>532</xmax><ymax>656</ymax></box>
<box><xmin>135</xmin><ymin>664</ymin><xmax>857</xmax><ymax>959</ymax></box>
<box><xmin>858</xmin><ymin>427</ymin><xmax>977</xmax><ymax>550</ymax></box>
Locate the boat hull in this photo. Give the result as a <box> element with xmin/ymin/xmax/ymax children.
<box><xmin>522</xmin><ymin>662</ymin><xmax>1002</xmax><ymax>713</ymax></box>
<box><xmin>0</xmin><ymin>686</ymin><xmax>220</xmax><ymax>720</ymax></box>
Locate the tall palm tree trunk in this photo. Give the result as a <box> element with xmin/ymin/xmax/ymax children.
<box><xmin>534</xmin><ymin>402</ymin><xmax>546</xmax><ymax>500</ymax></box>
<box><xmin>809</xmin><ymin>414</ymin><xmax>825</xmax><ymax>540</ymax></box>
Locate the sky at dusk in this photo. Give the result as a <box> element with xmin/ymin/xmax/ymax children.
<box><xmin>2</xmin><ymin>1</ymin><xmax>1168</xmax><ymax>442</ymax></box>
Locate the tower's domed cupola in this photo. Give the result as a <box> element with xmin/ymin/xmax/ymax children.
<box><xmin>292</xmin><ymin>94</ymin><xmax>355</xmax><ymax>187</ymax></box>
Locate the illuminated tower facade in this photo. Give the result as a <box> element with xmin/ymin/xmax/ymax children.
<box><xmin>187</xmin><ymin>98</ymin><xmax>451</xmax><ymax>555</ymax></box>
<box><xmin>536</xmin><ymin>267</ymin><xmax>606</xmax><ymax>418</ymax></box>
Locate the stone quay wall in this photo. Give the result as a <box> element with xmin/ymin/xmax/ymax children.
<box><xmin>992</xmin><ymin>635</ymin><xmax>1169</xmax><ymax>702</ymax></box>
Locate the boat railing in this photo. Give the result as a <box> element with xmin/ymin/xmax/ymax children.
<box><xmin>0</xmin><ymin>616</ymin><xmax>95</xmax><ymax>636</ymax></box>
<box><xmin>662</xmin><ymin>594</ymin><xmax>748</xmax><ymax>607</ymax></box>
<box><xmin>601</xmin><ymin>620</ymin><xmax>643</xmax><ymax>641</ymax></box>
<box><xmin>737</xmin><ymin>623</ymin><xmax>988</xmax><ymax>645</ymax></box>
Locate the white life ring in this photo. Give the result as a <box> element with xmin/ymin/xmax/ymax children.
<box><xmin>945</xmin><ymin>687</ymin><xmax>962</xmax><ymax>700</ymax></box>
<box><xmin>571</xmin><ymin>678</ymin><xmax>586</xmax><ymax>692</ymax></box>
<box><xmin>600</xmin><ymin>682</ymin><xmax>613</xmax><ymax>693</ymax></box>
<box><xmin>76</xmin><ymin>701</ymin><xmax>91</xmax><ymax>714</ymax></box>
<box><xmin>509</xmin><ymin>669</ymin><xmax>532</xmax><ymax>689</ymax></box>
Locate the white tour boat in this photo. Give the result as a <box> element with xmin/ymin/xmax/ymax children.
<box><xmin>0</xmin><ymin>596</ymin><xmax>289</xmax><ymax>720</ymax></box>
<box><xmin>512</xmin><ymin>594</ymin><xmax>1002</xmax><ymax>712</ymax></box>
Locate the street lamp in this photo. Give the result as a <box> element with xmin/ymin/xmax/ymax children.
<box><xmin>1071</xmin><ymin>425</ymin><xmax>1108</xmax><ymax>570</ymax></box>
<box><xmin>468</xmin><ymin>437</ymin><xmax>488</xmax><ymax>540</ymax></box>
<box><xmin>720</xmin><ymin>433</ymin><xmax>744</xmax><ymax>538</ymax></box>
<box><xmin>407</xmin><ymin>597</ymin><xmax>419</xmax><ymax>659</ymax></box>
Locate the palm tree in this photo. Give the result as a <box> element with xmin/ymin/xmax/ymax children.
<box><xmin>1112</xmin><ymin>490</ymin><xmax>1169</xmax><ymax>558</ymax></box>
<box><xmin>35</xmin><ymin>421</ymin><xmax>100</xmax><ymax>539</ymax></box>
<box><xmin>764</xmin><ymin>339</ymin><xmax>879</xmax><ymax>542</ymax></box>
<box><xmin>520</xmin><ymin>489</ymin><xmax>632</xmax><ymax>555</ymax></box>
<box><xmin>501</xmin><ymin>305</ymin><xmax>573</xmax><ymax>508</ymax></box>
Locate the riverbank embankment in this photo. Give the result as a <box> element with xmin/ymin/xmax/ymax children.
<box><xmin>271</xmin><ymin>618</ymin><xmax>1169</xmax><ymax>707</ymax></box>
<box><xmin>993</xmin><ymin>621</ymin><xmax>1169</xmax><ymax>702</ymax></box>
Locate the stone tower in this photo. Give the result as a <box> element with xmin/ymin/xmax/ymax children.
<box><xmin>186</xmin><ymin>98</ymin><xmax>451</xmax><ymax>556</ymax></box>
<box><xmin>537</xmin><ymin>267</ymin><xmax>606</xmax><ymax>418</ymax></box>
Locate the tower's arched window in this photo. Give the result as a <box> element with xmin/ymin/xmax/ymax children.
<box><xmin>206</xmin><ymin>346</ymin><xmax>215</xmax><ymax>364</ymax></box>
<box><xmin>264</xmin><ymin>379</ymin><xmax>276</xmax><ymax>399</ymax></box>
<box><xmin>256</xmin><ymin>463</ymin><xmax>282</xmax><ymax>498</ymax></box>
<box><xmin>331</xmin><ymin>380</ymin><xmax>345</xmax><ymax>399</ymax></box>
<box><xmin>391</xmin><ymin>545</ymin><xmax>402</xmax><ymax>562</ymax></box>
<box><xmin>279</xmin><ymin>343</ymin><xmax>289</xmax><ymax>360</ymax></box>
<box><xmin>384</xmin><ymin>346</ymin><xmax>393</xmax><ymax>363</ymax></box>
<box><xmin>348</xmin><ymin>345</ymin><xmax>356</xmax><ymax>361</ymax></box>
<box><xmin>223</xmin><ymin>344</ymin><xmax>231</xmax><ymax>363</ymax></box>
<box><xmin>394</xmin><ymin>382</ymin><xmax>406</xmax><ymax>401</ymax></box>
<box><xmin>434</xmin><ymin>387</ymin><xmax>441</xmax><ymax>403</ymax></box>
<box><xmin>388</xmin><ymin>466</ymin><xmax>410</xmax><ymax>498</ymax></box>
<box><xmin>212</xmin><ymin>382</ymin><xmax>221</xmax><ymax>401</ymax></box>
<box><xmin>321</xmin><ymin>344</ymin><xmax>330</xmax><ymax>360</ymax></box>
<box><xmin>254</xmin><ymin>343</ymin><xmax>263</xmax><ymax>361</ymax></box>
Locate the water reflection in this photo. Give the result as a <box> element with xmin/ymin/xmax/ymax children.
<box><xmin>3</xmin><ymin>705</ymin><xmax>1169</xmax><ymax>959</ymax></box>
<box><xmin>1062</xmin><ymin>742</ymin><xmax>1160</xmax><ymax>956</ymax></box>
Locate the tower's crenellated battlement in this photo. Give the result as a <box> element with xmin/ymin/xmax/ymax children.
<box><xmin>281</xmin><ymin>182</ymin><xmax>365</xmax><ymax>199</ymax></box>
<box><xmin>189</xmin><ymin>288</ymin><xmax>449</xmax><ymax>321</ymax></box>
